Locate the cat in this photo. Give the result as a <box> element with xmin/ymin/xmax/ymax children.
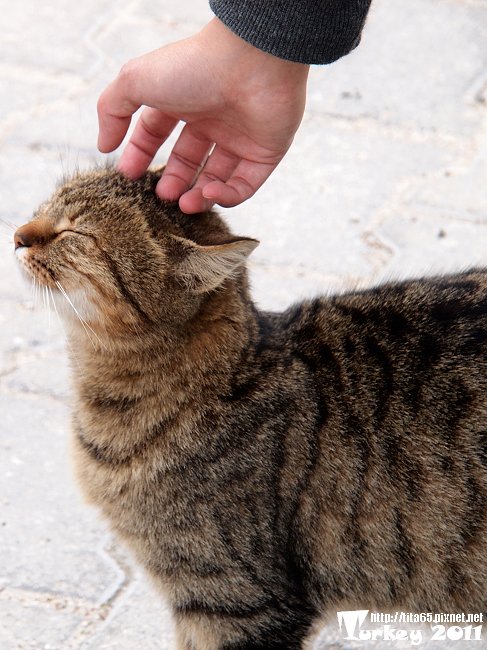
<box><xmin>14</xmin><ymin>167</ymin><xmax>487</xmax><ymax>649</ymax></box>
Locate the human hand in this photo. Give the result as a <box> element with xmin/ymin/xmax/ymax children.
<box><xmin>97</xmin><ymin>18</ymin><xmax>309</xmax><ymax>213</ymax></box>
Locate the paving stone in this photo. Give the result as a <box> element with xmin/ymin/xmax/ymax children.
<box><xmin>0</xmin><ymin>146</ymin><xmax>75</xmax><ymax>225</ymax></box>
<box><xmin>0</xmin><ymin>1</ymin><xmax>115</xmax><ymax>74</ymax></box>
<box><xmin>1</xmin><ymin>88</ymin><xmax>184</xmax><ymax>166</ymax></box>
<box><xmin>79</xmin><ymin>571</ymin><xmax>175</xmax><ymax>650</ymax></box>
<box><xmin>0</xmin><ymin>595</ymin><xmax>84</xmax><ymax>650</ymax></box>
<box><xmin>135</xmin><ymin>0</ymin><xmax>214</xmax><ymax>29</ymax></box>
<box><xmin>410</xmin><ymin>148</ymin><xmax>487</xmax><ymax>220</ymax></box>
<box><xmin>306</xmin><ymin>0</ymin><xmax>487</xmax><ymax>136</ymax></box>
<box><xmin>0</xmin><ymin>298</ymin><xmax>65</xmax><ymax>374</ymax></box>
<box><xmin>0</xmin><ymin>392</ymin><xmax>121</xmax><ymax>604</ymax></box>
<box><xmin>376</xmin><ymin>205</ymin><xmax>487</xmax><ymax>281</ymax></box>
<box><xmin>0</xmin><ymin>94</ymin><xmax>100</xmax><ymax>162</ymax></box>
<box><xmin>247</xmin><ymin>260</ymin><xmax>345</xmax><ymax>313</ymax></box>
<box><xmin>94</xmin><ymin>13</ymin><xmax>203</xmax><ymax>67</ymax></box>
<box><xmin>0</xmin><ymin>239</ymin><xmax>20</xmax><ymax>301</ymax></box>
<box><xmin>0</xmin><ymin>68</ymin><xmax>81</xmax><ymax>133</ymax></box>
<box><xmin>5</xmin><ymin>348</ymin><xmax>71</xmax><ymax>400</ymax></box>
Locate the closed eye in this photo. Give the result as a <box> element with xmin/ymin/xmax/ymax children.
<box><xmin>56</xmin><ymin>229</ymin><xmax>100</xmax><ymax>245</ymax></box>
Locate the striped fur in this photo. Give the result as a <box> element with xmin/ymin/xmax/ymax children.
<box><xmin>15</xmin><ymin>168</ymin><xmax>487</xmax><ymax>649</ymax></box>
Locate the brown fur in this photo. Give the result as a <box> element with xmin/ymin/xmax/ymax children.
<box><xmin>15</xmin><ymin>168</ymin><xmax>487</xmax><ymax>649</ymax></box>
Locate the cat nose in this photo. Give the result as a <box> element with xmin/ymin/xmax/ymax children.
<box><xmin>14</xmin><ymin>223</ymin><xmax>51</xmax><ymax>250</ymax></box>
<box><xmin>14</xmin><ymin>227</ymin><xmax>32</xmax><ymax>250</ymax></box>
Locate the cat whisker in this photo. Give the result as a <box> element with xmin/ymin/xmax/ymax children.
<box><xmin>0</xmin><ymin>217</ymin><xmax>17</xmax><ymax>231</ymax></box>
<box><xmin>44</xmin><ymin>286</ymin><xmax>52</xmax><ymax>332</ymax></box>
<box><xmin>48</xmin><ymin>285</ymin><xmax>82</xmax><ymax>372</ymax></box>
<box><xmin>33</xmin><ymin>277</ymin><xmax>39</xmax><ymax>311</ymax></box>
<box><xmin>55</xmin><ymin>280</ymin><xmax>98</xmax><ymax>349</ymax></box>
<box><xmin>55</xmin><ymin>280</ymin><xmax>107</xmax><ymax>351</ymax></box>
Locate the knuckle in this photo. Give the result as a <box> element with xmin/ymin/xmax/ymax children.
<box><xmin>118</xmin><ymin>59</ymin><xmax>138</xmax><ymax>85</ymax></box>
<box><xmin>172</xmin><ymin>152</ymin><xmax>200</xmax><ymax>172</ymax></box>
<box><xmin>232</xmin><ymin>175</ymin><xmax>255</xmax><ymax>199</ymax></box>
<box><xmin>96</xmin><ymin>93</ymin><xmax>108</xmax><ymax>116</ymax></box>
<box><xmin>200</xmin><ymin>171</ymin><xmax>221</xmax><ymax>184</ymax></box>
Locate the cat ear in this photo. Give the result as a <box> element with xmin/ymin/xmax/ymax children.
<box><xmin>168</xmin><ymin>236</ymin><xmax>259</xmax><ymax>292</ymax></box>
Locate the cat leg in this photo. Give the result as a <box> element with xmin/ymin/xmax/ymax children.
<box><xmin>179</xmin><ymin>611</ymin><xmax>312</xmax><ymax>650</ymax></box>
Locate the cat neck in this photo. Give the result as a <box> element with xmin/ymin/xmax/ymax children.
<box><xmin>67</xmin><ymin>279</ymin><xmax>260</xmax><ymax>465</ymax></box>
<box><xmin>66</xmin><ymin>277</ymin><xmax>256</xmax><ymax>380</ymax></box>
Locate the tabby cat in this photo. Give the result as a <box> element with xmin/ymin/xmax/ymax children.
<box><xmin>14</xmin><ymin>168</ymin><xmax>487</xmax><ymax>649</ymax></box>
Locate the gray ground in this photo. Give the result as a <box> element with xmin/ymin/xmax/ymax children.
<box><xmin>1</xmin><ymin>0</ymin><xmax>486</xmax><ymax>648</ymax></box>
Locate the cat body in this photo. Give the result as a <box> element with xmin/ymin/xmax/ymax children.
<box><xmin>15</xmin><ymin>169</ymin><xmax>487</xmax><ymax>649</ymax></box>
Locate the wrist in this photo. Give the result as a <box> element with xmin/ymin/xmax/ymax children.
<box><xmin>199</xmin><ymin>18</ymin><xmax>309</xmax><ymax>103</ymax></box>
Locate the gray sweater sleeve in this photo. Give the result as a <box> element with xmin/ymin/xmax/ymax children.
<box><xmin>209</xmin><ymin>0</ymin><xmax>372</xmax><ymax>65</ymax></box>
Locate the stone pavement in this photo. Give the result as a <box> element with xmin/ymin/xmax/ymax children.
<box><xmin>0</xmin><ymin>0</ymin><xmax>486</xmax><ymax>648</ymax></box>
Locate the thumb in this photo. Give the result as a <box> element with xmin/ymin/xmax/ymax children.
<box><xmin>97</xmin><ymin>50</ymin><xmax>178</xmax><ymax>153</ymax></box>
<box><xmin>97</xmin><ymin>66</ymin><xmax>143</xmax><ymax>152</ymax></box>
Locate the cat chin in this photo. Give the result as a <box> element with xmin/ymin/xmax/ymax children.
<box><xmin>14</xmin><ymin>251</ymin><xmax>32</xmax><ymax>283</ymax></box>
<box><xmin>14</xmin><ymin>246</ymin><xmax>43</xmax><ymax>287</ymax></box>
<box><xmin>52</xmin><ymin>287</ymin><xmax>101</xmax><ymax>325</ymax></box>
<box><xmin>14</xmin><ymin>250</ymin><xmax>101</xmax><ymax>326</ymax></box>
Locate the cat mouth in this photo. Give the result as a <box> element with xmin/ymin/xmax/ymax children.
<box><xmin>15</xmin><ymin>244</ymin><xmax>103</xmax><ymax>333</ymax></box>
<box><xmin>15</xmin><ymin>245</ymin><xmax>56</xmax><ymax>288</ymax></box>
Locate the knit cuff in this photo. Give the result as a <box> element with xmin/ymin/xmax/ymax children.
<box><xmin>209</xmin><ymin>0</ymin><xmax>372</xmax><ymax>65</ymax></box>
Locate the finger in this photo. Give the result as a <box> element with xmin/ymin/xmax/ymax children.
<box><xmin>97</xmin><ymin>79</ymin><xmax>142</xmax><ymax>153</ymax></box>
<box><xmin>193</xmin><ymin>145</ymin><xmax>240</xmax><ymax>191</ymax></box>
<box><xmin>202</xmin><ymin>158</ymin><xmax>279</xmax><ymax>208</ymax></box>
<box><xmin>178</xmin><ymin>187</ymin><xmax>210</xmax><ymax>214</ymax></box>
<box><xmin>155</xmin><ymin>125</ymin><xmax>213</xmax><ymax>201</ymax></box>
<box><xmin>117</xmin><ymin>107</ymin><xmax>178</xmax><ymax>179</ymax></box>
<box><xmin>97</xmin><ymin>57</ymin><xmax>162</xmax><ymax>153</ymax></box>
<box><xmin>178</xmin><ymin>146</ymin><xmax>240</xmax><ymax>213</ymax></box>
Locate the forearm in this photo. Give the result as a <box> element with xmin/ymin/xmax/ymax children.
<box><xmin>209</xmin><ymin>0</ymin><xmax>372</xmax><ymax>65</ymax></box>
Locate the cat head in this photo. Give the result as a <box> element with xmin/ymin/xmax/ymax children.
<box><xmin>14</xmin><ymin>167</ymin><xmax>258</xmax><ymax>338</ymax></box>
